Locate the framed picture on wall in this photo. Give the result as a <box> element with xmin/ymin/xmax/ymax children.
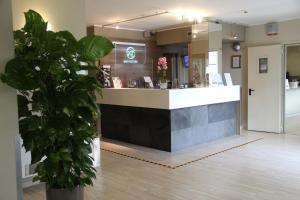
<box><xmin>231</xmin><ymin>55</ymin><xmax>241</xmax><ymax>69</ymax></box>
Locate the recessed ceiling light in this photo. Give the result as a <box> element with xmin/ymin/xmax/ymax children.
<box><xmin>115</xmin><ymin>25</ymin><xmax>120</xmax><ymax>29</ymax></box>
<box><xmin>241</xmin><ymin>10</ymin><xmax>248</xmax><ymax>14</ymax></box>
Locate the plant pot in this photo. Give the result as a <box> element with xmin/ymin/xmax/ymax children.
<box><xmin>46</xmin><ymin>185</ymin><xmax>84</xmax><ymax>200</ymax></box>
<box><xmin>160</xmin><ymin>81</ymin><xmax>168</xmax><ymax>90</ymax></box>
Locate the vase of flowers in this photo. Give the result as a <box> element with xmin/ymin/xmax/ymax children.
<box><xmin>157</xmin><ymin>57</ymin><xmax>168</xmax><ymax>89</ymax></box>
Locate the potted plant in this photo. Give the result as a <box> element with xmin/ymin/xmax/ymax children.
<box><xmin>0</xmin><ymin>10</ymin><xmax>114</xmax><ymax>200</ymax></box>
<box><xmin>157</xmin><ymin>57</ymin><xmax>168</xmax><ymax>89</ymax></box>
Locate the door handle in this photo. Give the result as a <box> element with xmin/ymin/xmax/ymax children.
<box><xmin>249</xmin><ymin>88</ymin><xmax>255</xmax><ymax>96</ymax></box>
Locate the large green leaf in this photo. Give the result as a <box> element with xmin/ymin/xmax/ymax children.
<box><xmin>0</xmin><ymin>58</ymin><xmax>40</xmax><ymax>90</ymax></box>
<box><xmin>17</xmin><ymin>95</ymin><xmax>30</xmax><ymax>118</ymax></box>
<box><xmin>24</xmin><ymin>9</ymin><xmax>45</xmax><ymax>26</ymax></box>
<box><xmin>55</xmin><ymin>31</ymin><xmax>79</xmax><ymax>53</ymax></box>
<box><xmin>79</xmin><ymin>36</ymin><xmax>114</xmax><ymax>61</ymax></box>
<box><xmin>56</xmin><ymin>31</ymin><xmax>77</xmax><ymax>44</ymax></box>
<box><xmin>14</xmin><ymin>30</ymin><xmax>26</xmax><ymax>56</ymax></box>
<box><xmin>23</xmin><ymin>9</ymin><xmax>47</xmax><ymax>37</ymax></box>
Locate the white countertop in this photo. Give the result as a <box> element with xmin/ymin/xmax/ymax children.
<box><xmin>97</xmin><ymin>86</ymin><xmax>241</xmax><ymax>110</ymax></box>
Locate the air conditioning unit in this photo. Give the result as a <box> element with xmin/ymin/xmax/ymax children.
<box><xmin>266</xmin><ymin>22</ymin><xmax>278</xmax><ymax>36</ymax></box>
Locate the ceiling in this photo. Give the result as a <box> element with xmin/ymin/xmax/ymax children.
<box><xmin>85</xmin><ymin>0</ymin><xmax>300</xmax><ymax>31</ymax></box>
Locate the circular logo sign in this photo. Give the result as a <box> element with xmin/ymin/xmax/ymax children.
<box><xmin>126</xmin><ymin>47</ymin><xmax>136</xmax><ymax>60</ymax></box>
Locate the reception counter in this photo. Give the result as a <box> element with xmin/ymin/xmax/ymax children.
<box><xmin>97</xmin><ymin>86</ymin><xmax>241</xmax><ymax>152</ymax></box>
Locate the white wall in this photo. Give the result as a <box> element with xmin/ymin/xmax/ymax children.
<box><xmin>91</xmin><ymin>26</ymin><xmax>145</xmax><ymax>41</ymax></box>
<box><xmin>12</xmin><ymin>0</ymin><xmax>87</xmax><ymax>39</ymax></box>
<box><xmin>222</xmin><ymin>42</ymin><xmax>247</xmax><ymax>128</ymax></box>
<box><xmin>0</xmin><ymin>0</ymin><xmax>22</xmax><ymax>199</ymax></box>
<box><xmin>246</xmin><ymin>18</ymin><xmax>300</xmax><ymax>46</ymax></box>
<box><xmin>222</xmin><ymin>24</ymin><xmax>245</xmax><ymax>41</ymax></box>
<box><xmin>222</xmin><ymin>43</ymin><xmax>245</xmax><ymax>85</ymax></box>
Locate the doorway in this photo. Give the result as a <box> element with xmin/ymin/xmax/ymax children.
<box><xmin>285</xmin><ymin>44</ymin><xmax>300</xmax><ymax>135</ymax></box>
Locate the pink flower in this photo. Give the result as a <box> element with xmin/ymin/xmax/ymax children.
<box><xmin>157</xmin><ymin>57</ymin><xmax>168</xmax><ymax>81</ymax></box>
<box><xmin>158</xmin><ymin>57</ymin><xmax>167</xmax><ymax>66</ymax></box>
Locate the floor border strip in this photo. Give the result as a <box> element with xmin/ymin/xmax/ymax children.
<box><xmin>100</xmin><ymin>138</ymin><xmax>264</xmax><ymax>169</ymax></box>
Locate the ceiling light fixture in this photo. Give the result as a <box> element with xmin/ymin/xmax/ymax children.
<box><xmin>173</xmin><ymin>10</ymin><xmax>204</xmax><ymax>25</ymax></box>
<box><xmin>101</xmin><ymin>11</ymin><xmax>169</xmax><ymax>28</ymax></box>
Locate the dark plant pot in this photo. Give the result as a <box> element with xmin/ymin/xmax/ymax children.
<box><xmin>46</xmin><ymin>185</ymin><xmax>84</xmax><ymax>200</ymax></box>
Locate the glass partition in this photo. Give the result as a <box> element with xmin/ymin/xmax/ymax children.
<box><xmin>208</xmin><ymin>22</ymin><xmax>223</xmax><ymax>75</ymax></box>
<box><xmin>189</xmin><ymin>22</ymin><xmax>209</xmax><ymax>87</ymax></box>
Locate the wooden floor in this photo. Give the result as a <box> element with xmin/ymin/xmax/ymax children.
<box><xmin>285</xmin><ymin>115</ymin><xmax>300</xmax><ymax>135</ymax></box>
<box><xmin>24</xmin><ymin>131</ymin><xmax>300</xmax><ymax>200</ymax></box>
<box><xmin>100</xmin><ymin>135</ymin><xmax>263</xmax><ymax>169</ymax></box>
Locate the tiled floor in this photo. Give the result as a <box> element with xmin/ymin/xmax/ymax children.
<box><xmin>24</xmin><ymin>131</ymin><xmax>300</xmax><ymax>200</ymax></box>
<box><xmin>285</xmin><ymin>115</ymin><xmax>300</xmax><ymax>135</ymax></box>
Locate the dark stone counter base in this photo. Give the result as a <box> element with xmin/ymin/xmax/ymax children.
<box><xmin>100</xmin><ymin>101</ymin><xmax>240</xmax><ymax>152</ymax></box>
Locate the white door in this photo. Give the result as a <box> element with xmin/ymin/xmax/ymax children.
<box><xmin>248</xmin><ymin>45</ymin><xmax>283</xmax><ymax>133</ymax></box>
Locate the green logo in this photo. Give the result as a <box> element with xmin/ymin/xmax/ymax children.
<box><xmin>126</xmin><ymin>47</ymin><xmax>136</xmax><ymax>60</ymax></box>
